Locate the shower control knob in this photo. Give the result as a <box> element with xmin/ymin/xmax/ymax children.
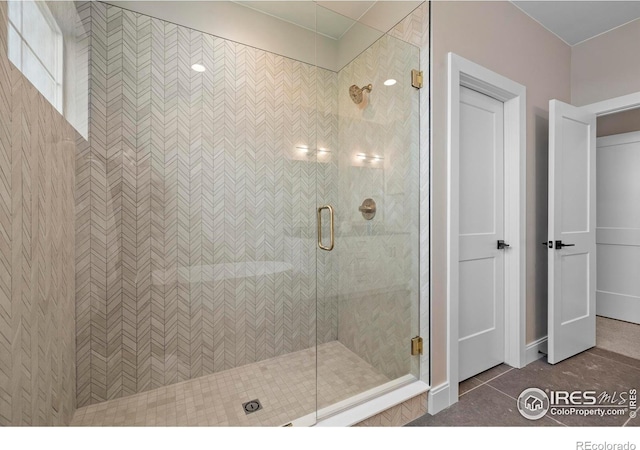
<box><xmin>359</xmin><ymin>198</ymin><xmax>376</xmax><ymax>220</ymax></box>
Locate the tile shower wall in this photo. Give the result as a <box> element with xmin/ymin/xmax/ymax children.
<box><xmin>335</xmin><ymin>34</ymin><xmax>420</xmax><ymax>380</ymax></box>
<box><xmin>0</xmin><ymin>2</ymin><xmax>78</xmax><ymax>425</ymax></box>
<box><xmin>76</xmin><ymin>2</ymin><xmax>338</xmax><ymax>407</ymax></box>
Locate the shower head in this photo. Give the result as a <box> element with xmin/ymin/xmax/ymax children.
<box><xmin>349</xmin><ymin>84</ymin><xmax>372</xmax><ymax>104</ymax></box>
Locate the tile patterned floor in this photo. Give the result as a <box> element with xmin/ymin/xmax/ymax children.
<box><xmin>408</xmin><ymin>347</ymin><xmax>640</xmax><ymax>427</ymax></box>
<box><xmin>597</xmin><ymin>316</ymin><xmax>640</xmax><ymax>361</ymax></box>
<box><xmin>71</xmin><ymin>341</ymin><xmax>389</xmax><ymax>426</ymax></box>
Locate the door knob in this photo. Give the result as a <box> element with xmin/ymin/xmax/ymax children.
<box><xmin>555</xmin><ymin>240</ymin><xmax>575</xmax><ymax>249</ymax></box>
<box><xmin>497</xmin><ymin>240</ymin><xmax>510</xmax><ymax>250</ymax></box>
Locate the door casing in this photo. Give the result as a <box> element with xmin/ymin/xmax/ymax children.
<box><xmin>435</xmin><ymin>53</ymin><xmax>527</xmax><ymax>413</ymax></box>
<box><xmin>595</xmin><ymin>131</ymin><xmax>640</xmax><ymax>326</ymax></box>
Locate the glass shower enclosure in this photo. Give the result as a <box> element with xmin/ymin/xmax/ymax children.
<box><xmin>74</xmin><ymin>0</ymin><xmax>421</xmax><ymax>426</ymax></box>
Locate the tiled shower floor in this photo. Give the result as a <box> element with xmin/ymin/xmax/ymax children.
<box><xmin>71</xmin><ymin>341</ymin><xmax>389</xmax><ymax>426</ymax></box>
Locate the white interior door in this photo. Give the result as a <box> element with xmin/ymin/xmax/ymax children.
<box><xmin>458</xmin><ymin>86</ymin><xmax>505</xmax><ymax>381</ymax></box>
<box><xmin>547</xmin><ymin>99</ymin><xmax>596</xmax><ymax>364</ymax></box>
<box><xmin>596</xmin><ymin>131</ymin><xmax>640</xmax><ymax>325</ymax></box>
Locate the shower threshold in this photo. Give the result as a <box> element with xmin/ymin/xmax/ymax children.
<box><xmin>71</xmin><ymin>341</ymin><xmax>397</xmax><ymax>426</ymax></box>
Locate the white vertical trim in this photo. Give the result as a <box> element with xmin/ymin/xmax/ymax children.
<box><xmin>446</xmin><ymin>53</ymin><xmax>527</xmax><ymax>410</ymax></box>
<box><xmin>503</xmin><ymin>89</ymin><xmax>528</xmax><ymax>369</ymax></box>
<box><xmin>446</xmin><ymin>53</ymin><xmax>462</xmax><ymax>407</ymax></box>
<box><xmin>525</xmin><ymin>336</ymin><xmax>548</xmax><ymax>365</ymax></box>
<box><xmin>427</xmin><ymin>382</ymin><xmax>450</xmax><ymax>415</ymax></box>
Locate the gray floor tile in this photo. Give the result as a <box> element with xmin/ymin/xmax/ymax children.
<box><xmin>410</xmin><ymin>350</ymin><xmax>640</xmax><ymax>427</ymax></box>
<box><xmin>459</xmin><ymin>377</ymin><xmax>483</xmax><ymax>396</ymax></box>
<box><xmin>597</xmin><ymin>316</ymin><xmax>640</xmax><ymax>361</ymax></box>
<box><xmin>489</xmin><ymin>353</ymin><xmax>635</xmax><ymax>399</ymax></box>
<box><xmin>488</xmin><ymin>352</ymin><xmax>639</xmax><ymax>426</ymax></box>
<box><xmin>406</xmin><ymin>384</ymin><xmax>561</xmax><ymax>427</ymax></box>
<box><xmin>474</xmin><ymin>364</ymin><xmax>513</xmax><ymax>383</ymax></box>
<box><xmin>587</xmin><ymin>347</ymin><xmax>640</xmax><ymax>371</ymax></box>
<box><xmin>627</xmin><ymin>414</ymin><xmax>640</xmax><ymax>427</ymax></box>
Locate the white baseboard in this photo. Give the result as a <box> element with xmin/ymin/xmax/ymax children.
<box><xmin>525</xmin><ymin>336</ymin><xmax>548</xmax><ymax>365</ymax></box>
<box><xmin>427</xmin><ymin>382</ymin><xmax>451</xmax><ymax>415</ymax></box>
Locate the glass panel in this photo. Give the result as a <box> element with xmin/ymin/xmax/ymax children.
<box><xmin>22</xmin><ymin>44</ymin><xmax>56</xmax><ymax>105</ymax></box>
<box><xmin>7</xmin><ymin>23</ymin><xmax>21</xmax><ymax>68</ymax></box>
<box><xmin>73</xmin><ymin>0</ymin><xmax>319</xmax><ymax>427</ymax></box>
<box><xmin>67</xmin><ymin>0</ymin><xmax>422</xmax><ymax>427</ymax></box>
<box><xmin>21</xmin><ymin>0</ymin><xmax>57</xmax><ymax>72</ymax></box>
<box><xmin>316</xmin><ymin>4</ymin><xmax>420</xmax><ymax>418</ymax></box>
<box><xmin>8</xmin><ymin>0</ymin><xmax>21</xmax><ymax>31</ymax></box>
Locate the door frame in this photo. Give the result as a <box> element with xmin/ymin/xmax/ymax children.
<box><xmin>444</xmin><ymin>53</ymin><xmax>527</xmax><ymax>408</ymax></box>
<box><xmin>583</xmin><ymin>91</ymin><xmax>640</xmax><ymax>117</ymax></box>
<box><xmin>583</xmin><ymin>91</ymin><xmax>640</xmax><ymax>326</ymax></box>
<box><xmin>594</xmin><ymin>131</ymin><xmax>640</xmax><ymax>325</ymax></box>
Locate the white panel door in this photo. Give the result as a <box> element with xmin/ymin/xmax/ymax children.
<box><xmin>548</xmin><ymin>99</ymin><xmax>596</xmax><ymax>364</ymax></box>
<box><xmin>458</xmin><ymin>86</ymin><xmax>505</xmax><ymax>381</ymax></box>
<box><xmin>596</xmin><ymin>131</ymin><xmax>640</xmax><ymax>325</ymax></box>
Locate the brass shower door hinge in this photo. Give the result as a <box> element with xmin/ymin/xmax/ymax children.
<box><xmin>411</xmin><ymin>69</ymin><xmax>423</xmax><ymax>89</ymax></box>
<box><xmin>411</xmin><ymin>336</ymin><xmax>423</xmax><ymax>356</ymax></box>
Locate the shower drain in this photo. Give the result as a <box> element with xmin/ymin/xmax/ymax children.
<box><xmin>242</xmin><ymin>399</ymin><xmax>263</xmax><ymax>415</ymax></box>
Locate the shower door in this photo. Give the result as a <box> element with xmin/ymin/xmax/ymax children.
<box><xmin>315</xmin><ymin>13</ymin><xmax>422</xmax><ymax>417</ymax></box>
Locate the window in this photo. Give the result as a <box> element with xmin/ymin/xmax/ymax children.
<box><xmin>8</xmin><ymin>0</ymin><xmax>63</xmax><ymax>113</ymax></box>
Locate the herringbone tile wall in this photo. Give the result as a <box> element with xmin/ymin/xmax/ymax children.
<box><xmin>0</xmin><ymin>1</ymin><xmax>78</xmax><ymax>425</ymax></box>
<box><xmin>77</xmin><ymin>2</ymin><xmax>339</xmax><ymax>407</ymax></box>
<box><xmin>334</xmin><ymin>34</ymin><xmax>421</xmax><ymax>381</ymax></box>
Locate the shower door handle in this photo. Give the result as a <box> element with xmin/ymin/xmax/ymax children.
<box><xmin>317</xmin><ymin>205</ymin><xmax>334</xmax><ymax>251</ymax></box>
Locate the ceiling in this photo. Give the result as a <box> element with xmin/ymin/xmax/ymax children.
<box><xmin>105</xmin><ymin>1</ymin><xmax>640</xmax><ymax>49</ymax></box>
<box><xmin>235</xmin><ymin>1</ymin><xmax>421</xmax><ymax>40</ymax></box>
<box><xmin>236</xmin><ymin>1</ymin><xmax>365</xmax><ymax>40</ymax></box>
<box><xmin>511</xmin><ymin>1</ymin><xmax>640</xmax><ymax>46</ymax></box>
<box><xmin>106</xmin><ymin>1</ymin><xmax>422</xmax><ymax>72</ymax></box>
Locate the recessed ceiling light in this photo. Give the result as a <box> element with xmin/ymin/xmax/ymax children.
<box><xmin>191</xmin><ymin>63</ymin><xmax>206</xmax><ymax>72</ymax></box>
<box><xmin>384</xmin><ymin>79</ymin><xmax>397</xmax><ymax>86</ymax></box>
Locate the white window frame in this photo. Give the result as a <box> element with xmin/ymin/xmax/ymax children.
<box><xmin>7</xmin><ymin>0</ymin><xmax>64</xmax><ymax>113</ymax></box>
